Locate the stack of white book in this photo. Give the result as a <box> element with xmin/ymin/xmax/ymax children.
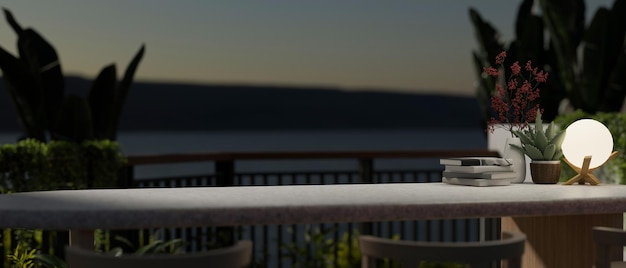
<box><xmin>439</xmin><ymin>157</ymin><xmax>515</xmax><ymax>187</ymax></box>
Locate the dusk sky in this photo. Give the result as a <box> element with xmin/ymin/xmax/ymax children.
<box><xmin>0</xmin><ymin>1</ymin><xmax>614</xmax><ymax>96</ymax></box>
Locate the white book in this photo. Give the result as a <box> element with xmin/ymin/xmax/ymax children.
<box><xmin>443</xmin><ymin>177</ymin><xmax>511</xmax><ymax>187</ymax></box>
<box><xmin>443</xmin><ymin>164</ymin><xmax>514</xmax><ymax>173</ymax></box>
<box><xmin>442</xmin><ymin>171</ymin><xmax>517</xmax><ymax>180</ymax></box>
<box><xmin>439</xmin><ymin>157</ymin><xmax>512</xmax><ymax>166</ymax></box>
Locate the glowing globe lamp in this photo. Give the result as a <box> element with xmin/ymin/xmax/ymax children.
<box><xmin>562</xmin><ymin>119</ymin><xmax>620</xmax><ymax>185</ymax></box>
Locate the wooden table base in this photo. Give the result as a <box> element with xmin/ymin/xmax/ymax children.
<box><xmin>70</xmin><ymin>229</ymin><xmax>95</xmax><ymax>249</ymax></box>
<box><xmin>501</xmin><ymin>214</ymin><xmax>623</xmax><ymax>268</ymax></box>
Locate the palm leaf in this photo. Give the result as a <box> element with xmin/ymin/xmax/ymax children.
<box><xmin>53</xmin><ymin>95</ymin><xmax>94</xmax><ymax>142</ymax></box>
<box><xmin>0</xmin><ymin>45</ymin><xmax>46</xmax><ymax>141</ymax></box>
<box><xmin>3</xmin><ymin>8</ymin><xmax>23</xmax><ymax>34</ymax></box>
<box><xmin>88</xmin><ymin>64</ymin><xmax>117</xmax><ymax>139</ymax></box>
<box><xmin>109</xmin><ymin>44</ymin><xmax>145</xmax><ymax>140</ymax></box>
<box><xmin>16</xmin><ymin>29</ymin><xmax>65</xmax><ymax>133</ymax></box>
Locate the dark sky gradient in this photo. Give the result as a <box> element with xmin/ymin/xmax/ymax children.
<box><xmin>0</xmin><ymin>1</ymin><xmax>613</xmax><ymax>96</ymax></box>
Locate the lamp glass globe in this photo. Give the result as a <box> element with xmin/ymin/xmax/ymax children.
<box><xmin>561</xmin><ymin>119</ymin><xmax>613</xmax><ymax>169</ymax></box>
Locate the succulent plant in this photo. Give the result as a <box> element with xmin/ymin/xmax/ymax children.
<box><xmin>510</xmin><ymin>110</ymin><xmax>566</xmax><ymax>161</ymax></box>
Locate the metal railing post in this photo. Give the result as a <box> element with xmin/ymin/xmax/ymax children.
<box><xmin>117</xmin><ymin>165</ymin><xmax>135</xmax><ymax>188</ymax></box>
<box><xmin>358</xmin><ymin>158</ymin><xmax>374</xmax><ymax>237</ymax></box>
<box><xmin>215</xmin><ymin>160</ymin><xmax>235</xmax><ymax>247</ymax></box>
<box><xmin>215</xmin><ymin>160</ymin><xmax>235</xmax><ymax>186</ymax></box>
<box><xmin>358</xmin><ymin>158</ymin><xmax>374</xmax><ymax>183</ymax></box>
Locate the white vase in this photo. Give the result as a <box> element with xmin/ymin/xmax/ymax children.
<box><xmin>503</xmin><ymin>137</ymin><xmax>526</xmax><ymax>183</ymax></box>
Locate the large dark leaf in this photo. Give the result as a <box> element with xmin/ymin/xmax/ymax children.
<box><xmin>110</xmin><ymin>44</ymin><xmax>145</xmax><ymax>140</ymax></box>
<box><xmin>604</xmin><ymin>50</ymin><xmax>626</xmax><ymax>111</ymax></box>
<box><xmin>0</xmin><ymin>46</ymin><xmax>46</xmax><ymax>141</ymax></box>
<box><xmin>468</xmin><ymin>8</ymin><xmax>504</xmax><ymax>66</ymax></box>
<box><xmin>606</xmin><ymin>0</ymin><xmax>626</xmax><ymax>61</ymax></box>
<box><xmin>514</xmin><ymin>0</ymin><xmax>545</xmax><ymax>63</ymax></box>
<box><xmin>472</xmin><ymin>51</ymin><xmax>496</xmax><ymax>127</ymax></box>
<box><xmin>516</xmin><ymin>14</ymin><xmax>545</xmax><ymax>65</ymax></box>
<box><xmin>1</xmin><ymin>8</ymin><xmax>63</xmax><ymax>141</ymax></box>
<box><xmin>598</xmin><ymin>0</ymin><xmax>626</xmax><ymax>111</ymax></box>
<box><xmin>88</xmin><ymin>64</ymin><xmax>117</xmax><ymax>139</ymax></box>
<box><xmin>17</xmin><ymin>29</ymin><xmax>65</xmax><ymax>133</ymax></box>
<box><xmin>2</xmin><ymin>8</ymin><xmax>23</xmax><ymax>34</ymax></box>
<box><xmin>539</xmin><ymin>0</ymin><xmax>585</xmax><ymax>110</ymax></box>
<box><xmin>582</xmin><ymin>8</ymin><xmax>609</xmax><ymax>110</ymax></box>
<box><xmin>53</xmin><ymin>95</ymin><xmax>94</xmax><ymax>142</ymax></box>
<box><xmin>540</xmin><ymin>0</ymin><xmax>585</xmax><ymax>59</ymax></box>
<box><xmin>515</xmin><ymin>0</ymin><xmax>534</xmax><ymax>39</ymax></box>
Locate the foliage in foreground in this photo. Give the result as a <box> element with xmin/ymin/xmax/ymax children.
<box><xmin>280</xmin><ymin>225</ymin><xmax>465</xmax><ymax>268</ymax></box>
<box><xmin>6</xmin><ymin>230</ymin><xmax>184</xmax><ymax>268</ymax></box>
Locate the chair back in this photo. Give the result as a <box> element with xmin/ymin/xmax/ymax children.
<box><xmin>359</xmin><ymin>231</ymin><xmax>525</xmax><ymax>268</ymax></box>
<box><xmin>593</xmin><ymin>226</ymin><xmax>626</xmax><ymax>268</ymax></box>
<box><xmin>65</xmin><ymin>240</ymin><xmax>252</xmax><ymax>268</ymax></box>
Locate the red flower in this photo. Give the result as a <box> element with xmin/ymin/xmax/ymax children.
<box><xmin>485</xmin><ymin>51</ymin><xmax>548</xmax><ymax>135</ymax></box>
<box><xmin>510</xmin><ymin>61</ymin><xmax>521</xmax><ymax>76</ymax></box>
<box><xmin>483</xmin><ymin>67</ymin><xmax>499</xmax><ymax>77</ymax></box>
<box><xmin>495</xmin><ymin>51</ymin><xmax>506</xmax><ymax>65</ymax></box>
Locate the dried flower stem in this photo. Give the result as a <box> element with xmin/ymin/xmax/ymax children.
<box><xmin>485</xmin><ymin>51</ymin><xmax>547</xmax><ymax>137</ymax></box>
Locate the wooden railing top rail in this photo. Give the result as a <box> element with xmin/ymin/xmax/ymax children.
<box><xmin>126</xmin><ymin>149</ymin><xmax>500</xmax><ymax>166</ymax></box>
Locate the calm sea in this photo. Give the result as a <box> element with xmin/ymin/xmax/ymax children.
<box><xmin>0</xmin><ymin>129</ymin><xmax>487</xmax><ymax>179</ymax></box>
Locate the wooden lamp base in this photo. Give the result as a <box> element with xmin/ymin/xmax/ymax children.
<box><xmin>563</xmin><ymin>151</ymin><xmax>620</xmax><ymax>185</ymax></box>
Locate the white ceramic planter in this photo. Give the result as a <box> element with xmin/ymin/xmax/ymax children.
<box><xmin>502</xmin><ymin>137</ymin><xmax>526</xmax><ymax>183</ymax></box>
<box><xmin>488</xmin><ymin>124</ymin><xmax>531</xmax><ymax>183</ymax></box>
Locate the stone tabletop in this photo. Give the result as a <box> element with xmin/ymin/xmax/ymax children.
<box><xmin>1</xmin><ymin>182</ymin><xmax>626</xmax><ymax>230</ymax></box>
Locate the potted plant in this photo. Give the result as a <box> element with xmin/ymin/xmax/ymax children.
<box><xmin>484</xmin><ymin>50</ymin><xmax>547</xmax><ymax>183</ymax></box>
<box><xmin>510</xmin><ymin>110</ymin><xmax>566</xmax><ymax>184</ymax></box>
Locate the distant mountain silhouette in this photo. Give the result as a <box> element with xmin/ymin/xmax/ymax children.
<box><xmin>0</xmin><ymin>76</ymin><xmax>484</xmax><ymax>131</ymax></box>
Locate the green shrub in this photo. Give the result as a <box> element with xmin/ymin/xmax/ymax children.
<box><xmin>0</xmin><ymin>139</ymin><xmax>126</xmax><ymax>193</ymax></box>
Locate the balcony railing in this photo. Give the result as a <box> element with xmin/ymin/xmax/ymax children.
<box><xmin>117</xmin><ymin>149</ymin><xmax>501</xmax><ymax>267</ymax></box>
<box><xmin>0</xmin><ymin>149</ymin><xmax>501</xmax><ymax>267</ymax></box>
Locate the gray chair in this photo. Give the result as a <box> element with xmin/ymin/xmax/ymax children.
<box><xmin>358</xmin><ymin>231</ymin><xmax>525</xmax><ymax>268</ymax></box>
<box><xmin>65</xmin><ymin>240</ymin><xmax>252</xmax><ymax>268</ymax></box>
<box><xmin>593</xmin><ymin>226</ymin><xmax>626</xmax><ymax>268</ymax></box>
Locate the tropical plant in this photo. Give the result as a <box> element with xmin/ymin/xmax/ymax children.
<box><xmin>470</xmin><ymin>0</ymin><xmax>626</xmax><ymax>122</ymax></box>
<box><xmin>2</xmin><ymin>229</ymin><xmax>66</xmax><ymax>268</ymax></box>
<box><xmin>5</xmin><ymin>229</ymin><xmax>184</xmax><ymax>268</ymax></box>
<box><xmin>279</xmin><ymin>226</ymin><xmax>463</xmax><ymax>268</ymax></box>
<box><xmin>7</xmin><ymin>243</ymin><xmax>37</xmax><ymax>268</ymax></box>
<box><xmin>281</xmin><ymin>225</ymin><xmax>362</xmax><ymax>268</ymax></box>
<box><xmin>0</xmin><ymin>8</ymin><xmax>145</xmax><ymax>142</ymax></box>
<box><xmin>510</xmin><ymin>109</ymin><xmax>565</xmax><ymax>161</ymax></box>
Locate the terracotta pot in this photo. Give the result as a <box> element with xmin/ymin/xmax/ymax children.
<box><xmin>530</xmin><ymin>161</ymin><xmax>561</xmax><ymax>184</ymax></box>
